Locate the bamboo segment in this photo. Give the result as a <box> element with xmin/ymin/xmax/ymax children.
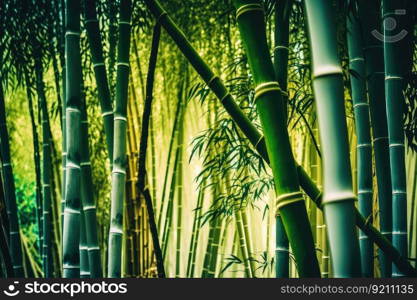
<box><xmin>108</xmin><ymin>0</ymin><xmax>132</xmax><ymax>278</ymax></box>
<box><xmin>275</xmin><ymin>214</ymin><xmax>289</xmax><ymax>277</ymax></box>
<box><xmin>358</xmin><ymin>0</ymin><xmax>393</xmax><ymax>277</ymax></box>
<box><xmin>62</xmin><ymin>0</ymin><xmax>82</xmax><ymax>278</ymax></box>
<box><xmin>0</xmin><ymin>83</ymin><xmax>24</xmax><ymax>277</ymax></box>
<box><xmin>347</xmin><ymin>10</ymin><xmax>374</xmax><ymax>277</ymax></box>
<box><xmin>304</xmin><ymin>0</ymin><xmax>361</xmax><ymax>277</ymax></box>
<box><xmin>382</xmin><ymin>0</ymin><xmax>411</xmax><ymax>277</ymax></box>
<box><xmin>274</xmin><ymin>0</ymin><xmax>291</xmax><ymax>278</ymax></box>
<box><xmin>35</xmin><ymin>60</ymin><xmax>53</xmax><ymax>278</ymax></box>
<box><xmin>80</xmin><ymin>97</ymin><xmax>102</xmax><ymax>277</ymax></box>
<box><xmin>84</xmin><ymin>0</ymin><xmax>114</xmax><ymax>162</ymax></box>
<box><xmin>233</xmin><ymin>0</ymin><xmax>319</xmax><ymax>277</ymax></box>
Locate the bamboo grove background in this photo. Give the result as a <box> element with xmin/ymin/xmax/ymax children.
<box><xmin>0</xmin><ymin>0</ymin><xmax>417</xmax><ymax>278</ymax></box>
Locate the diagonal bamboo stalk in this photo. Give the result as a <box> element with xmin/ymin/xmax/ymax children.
<box><xmin>135</xmin><ymin>23</ymin><xmax>165</xmax><ymax>278</ymax></box>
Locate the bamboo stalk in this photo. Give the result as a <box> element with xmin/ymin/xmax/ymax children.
<box><xmin>304</xmin><ymin>0</ymin><xmax>361</xmax><ymax>277</ymax></box>
<box><xmin>80</xmin><ymin>95</ymin><xmax>103</xmax><ymax>277</ymax></box>
<box><xmin>273</xmin><ymin>0</ymin><xmax>291</xmax><ymax>278</ymax></box>
<box><xmin>233</xmin><ymin>0</ymin><xmax>319</xmax><ymax>277</ymax></box>
<box><xmin>382</xmin><ymin>0</ymin><xmax>409</xmax><ymax>277</ymax></box>
<box><xmin>107</xmin><ymin>0</ymin><xmax>132</xmax><ymax>278</ymax></box>
<box><xmin>358</xmin><ymin>0</ymin><xmax>393</xmax><ymax>277</ymax></box>
<box><xmin>62</xmin><ymin>0</ymin><xmax>82</xmax><ymax>278</ymax></box>
<box><xmin>84</xmin><ymin>0</ymin><xmax>114</xmax><ymax>162</ymax></box>
<box><xmin>34</xmin><ymin>57</ymin><xmax>53</xmax><ymax>278</ymax></box>
<box><xmin>347</xmin><ymin>9</ymin><xmax>374</xmax><ymax>277</ymax></box>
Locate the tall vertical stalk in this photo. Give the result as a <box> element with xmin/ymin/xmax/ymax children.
<box><xmin>107</xmin><ymin>0</ymin><xmax>132</xmax><ymax>278</ymax></box>
<box><xmin>233</xmin><ymin>0</ymin><xmax>319</xmax><ymax>277</ymax></box>
<box><xmin>347</xmin><ymin>9</ymin><xmax>374</xmax><ymax>277</ymax></box>
<box><xmin>84</xmin><ymin>0</ymin><xmax>114</xmax><ymax>162</ymax></box>
<box><xmin>304</xmin><ymin>0</ymin><xmax>361</xmax><ymax>277</ymax></box>
<box><xmin>80</xmin><ymin>95</ymin><xmax>102</xmax><ymax>277</ymax></box>
<box><xmin>274</xmin><ymin>0</ymin><xmax>291</xmax><ymax>278</ymax></box>
<box><xmin>358</xmin><ymin>0</ymin><xmax>393</xmax><ymax>277</ymax></box>
<box><xmin>63</xmin><ymin>0</ymin><xmax>82</xmax><ymax>278</ymax></box>
<box><xmin>382</xmin><ymin>0</ymin><xmax>409</xmax><ymax>277</ymax></box>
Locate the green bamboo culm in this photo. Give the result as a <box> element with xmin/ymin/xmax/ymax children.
<box><xmin>0</xmin><ymin>82</ymin><xmax>24</xmax><ymax>278</ymax></box>
<box><xmin>273</xmin><ymin>0</ymin><xmax>291</xmax><ymax>278</ymax></box>
<box><xmin>358</xmin><ymin>0</ymin><xmax>393</xmax><ymax>277</ymax></box>
<box><xmin>304</xmin><ymin>0</ymin><xmax>361</xmax><ymax>277</ymax></box>
<box><xmin>62</xmin><ymin>0</ymin><xmax>82</xmax><ymax>278</ymax></box>
<box><xmin>346</xmin><ymin>8</ymin><xmax>374</xmax><ymax>277</ymax></box>
<box><xmin>142</xmin><ymin>0</ymin><xmax>417</xmax><ymax>276</ymax></box>
<box><xmin>107</xmin><ymin>0</ymin><xmax>132</xmax><ymax>278</ymax></box>
<box><xmin>80</xmin><ymin>94</ymin><xmax>103</xmax><ymax>277</ymax></box>
<box><xmin>382</xmin><ymin>0</ymin><xmax>409</xmax><ymax>277</ymax></box>
<box><xmin>34</xmin><ymin>57</ymin><xmax>53</xmax><ymax>278</ymax></box>
<box><xmin>84</xmin><ymin>0</ymin><xmax>114</xmax><ymax>162</ymax></box>
<box><xmin>233</xmin><ymin>0</ymin><xmax>319</xmax><ymax>277</ymax></box>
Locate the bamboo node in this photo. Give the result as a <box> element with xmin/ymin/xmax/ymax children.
<box><xmin>349</xmin><ymin>57</ymin><xmax>365</xmax><ymax>63</ymax></box>
<box><xmin>117</xmin><ymin>62</ymin><xmax>130</xmax><ymax>68</ymax></box>
<box><xmin>207</xmin><ymin>75</ymin><xmax>219</xmax><ymax>87</ymax></box>
<box><xmin>65</xmin><ymin>31</ymin><xmax>80</xmax><ymax>37</ymax></box>
<box><xmin>156</xmin><ymin>11</ymin><xmax>168</xmax><ymax>24</ymax></box>
<box><xmin>119</xmin><ymin>21</ymin><xmax>131</xmax><ymax>26</ymax></box>
<box><xmin>84</xmin><ymin>19</ymin><xmax>98</xmax><ymax>24</ymax></box>
<box><xmin>274</xmin><ymin>45</ymin><xmax>289</xmax><ymax>52</ymax></box>
<box><xmin>93</xmin><ymin>62</ymin><xmax>105</xmax><ymax>68</ymax></box>
<box><xmin>321</xmin><ymin>192</ymin><xmax>356</xmax><ymax>205</ymax></box>
<box><xmin>313</xmin><ymin>65</ymin><xmax>343</xmax><ymax>79</ymax></box>
<box><xmin>254</xmin><ymin>82</ymin><xmax>281</xmax><ymax>101</ymax></box>
<box><xmin>385</xmin><ymin>76</ymin><xmax>403</xmax><ymax>80</ymax></box>
<box><xmin>220</xmin><ymin>93</ymin><xmax>231</xmax><ymax>103</ymax></box>
<box><xmin>275</xmin><ymin>247</ymin><xmax>289</xmax><ymax>252</ymax></box>
<box><xmin>275</xmin><ymin>191</ymin><xmax>304</xmax><ymax>212</ymax></box>
<box><xmin>389</xmin><ymin>143</ymin><xmax>405</xmax><ymax>148</ymax></box>
<box><xmin>102</xmin><ymin>111</ymin><xmax>113</xmax><ymax>117</ymax></box>
<box><xmin>353</xmin><ymin>102</ymin><xmax>368</xmax><ymax>109</ymax></box>
<box><xmin>236</xmin><ymin>4</ymin><xmax>264</xmax><ymax>19</ymax></box>
<box><xmin>373</xmin><ymin>136</ymin><xmax>388</xmax><ymax>142</ymax></box>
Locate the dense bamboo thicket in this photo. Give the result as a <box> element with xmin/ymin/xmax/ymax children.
<box><xmin>0</xmin><ymin>0</ymin><xmax>417</xmax><ymax>278</ymax></box>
